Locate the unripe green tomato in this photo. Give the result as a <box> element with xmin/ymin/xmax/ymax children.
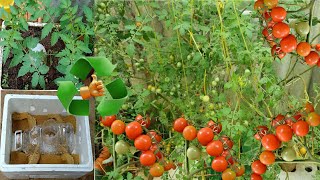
<box><xmin>245</xmin><ymin>69</ymin><xmax>251</xmax><ymax>75</ymax></box>
<box><xmin>191</xmin><ymin>52</ymin><xmax>195</xmax><ymax>56</ymax></box>
<box><xmin>164</xmin><ymin>77</ymin><xmax>170</xmax><ymax>82</ymax></box>
<box><xmin>215</xmin><ymin>77</ymin><xmax>220</xmax><ymax>82</ymax></box>
<box><xmin>171</xmin><ymin>87</ymin><xmax>176</xmax><ymax>91</ymax></box>
<box><xmin>169</xmin><ymin>55</ymin><xmax>174</xmax><ymax>60</ymax></box>
<box><xmin>211</xmin><ymin>81</ymin><xmax>217</xmax><ymax>87</ymax></box>
<box><xmin>177</xmin><ymin>62</ymin><xmax>182</xmax><ymax>68</ymax></box>
<box><xmin>281</xmin><ymin>147</ymin><xmax>296</xmax><ymax>162</ymax></box>
<box><xmin>218</xmin><ymin>103</ymin><xmax>222</xmax><ymax>109</ymax></box>
<box><xmin>295</xmin><ymin>22</ymin><xmax>310</xmax><ymax>36</ymax></box>
<box><xmin>176</xmin><ymin>84</ymin><xmax>181</xmax><ymax>88</ymax></box>
<box><xmin>156</xmin><ymin>88</ymin><xmax>162</xmax><ymax>93</ymax></box>
<box><xmin>147</xmin><ymin>85</ymin><xmax>152</xmax><ymax>90</ymax></box>
<box><xmin>244</xmin><ymin>120</ymin><xmax>249</xmax><ymax>126</ymax></box>
<box><xmin>190</xmin><ymin>101</ymin><xmax>195</xmax><ymax>105</ymax></box>
<box><xmin>151</xmin><ymin>87</ymin><xmax>156</xmax><ymax>92</ymax></box>
<box><xmin>200</xmin><ymin>95</ymin><xmax>204</xmax><ymax>100</ymax></box>
<box><xmin>187</xmin><ymin>54</ymin><xmax>192</xmax><ymax>60</ymax></box>
<box><xmin>97</xmin><ymin>8</ymin><xmax>103</xmax><ymax>13</ymax></box>
<box><xmin>170</xmin><ymin>92</ymin><xmax>174</xmax><ymax>96</ymax></box>
<box><xmin>202</xmin><ymin>95</ymin><xmax>210</xmax><ymax>102</ymax></box>
<box><xmin>122</xmin><ymin>104</ymin><xmax>128</xmax><ymax>110</ymax></box>
<box><xmin>115</xmin><ymin>140</ymin><xmax>130</xmax><ymax>154</ymax></box>
<box><xmin>187</xmin><ymin>146</ymin><xmax>201</xmax><ymax>160</ymax></box>
<box><xmin>289</xmin><ymin>20</ymin><xmax>297</xmax><ymax>28</ymax></box>
<box><xmin>205</xmin><ymin>113</ymin><xmax>209</xmax><ymax>117</ymax></box>
<box><xmin>134</xmin><ymin>62</ymin><xmax>140</xmax><ymax>66</ymax></box>
<box><xmin>99</xmin><ymin>2</ymin><xmax>106</xmax><ymax>8</ymax></box>
<box><xmin>139</xmin><ymin>58</ymin><xmax>144</xmax><ymax>62</ymax></box>
<box><xmin>209</xmin><ymin>103</ymin><xmax>214</xmax><ymax>110</ymax></box>
<box><xmin>211</xmin><ymin>90</ymin><xmax>217</xmax><ymax>94</ymax></box>
<box><xmin>221</xmin><ymin>70</ymin><xmax>226</xmax><ymax>75</ymax></box>
<box><xmin>136</xmin><ymin>68</ymin><xmax>140</xmax><ymax>71</ymax></box>
<box><xmin>210</xmin><ymin>111</ymin><xmax>215</xmax><ymax>116</ymax></box>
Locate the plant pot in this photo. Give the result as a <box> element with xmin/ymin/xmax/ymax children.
<box><xmin>278</xmin><ymin>163</ymin><xmax>317</xmax><ymax>180</ymax></box>
<box><xmin>0</xmin><ymin>21</ymin><xmax>66</xmax><ymax>90</ymax></box>
<box><xmin>0</xmin><ymin>94</ymin><xmax>93</xmax><ymax>179</ymax></box>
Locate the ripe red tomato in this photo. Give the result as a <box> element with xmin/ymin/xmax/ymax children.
<box><xmin>135</xmin><ymin>114</ymin><xmax>151</xmax><ymax>128</ymax></box>
<box><xmin>306</xmin><ymin>112</ymin><xmax>320</xmax><ymax>127</ymax></box>
<box><xmin>125</xmin><ymin>121</ymin><xmax>143</xmax><ymax>140</ymax></box>
<box><xmin>259</xmin><ymin>150</ymin><xmax>275</xmax><ymax>165</ymax></box>
<box><xmin>254</xmin><ymin>0</ymin><xmax>265</xmax><ymax>13</ymax></box>
<box><xmin>276</xmin><ymin>124</ymin><xmax>293</xmax><ymax>142</ymax></box>
<box><xmin>263</xmin><ymin>11</ymin><xmax>271</xmax><ymax>20</ymax></box>
<box><xmin>293</xmin><ymin>113</ymin><xmax>302</xmax><ymax>121</ymax></box>
<box><xmin>272</xmin><ymin>22</ymin><xmax>289</xmax><ymax>38</ymax></box>
<box><xmin>197</xmin><ymin>127</ymin><xmax>214</xmax><ymax>146</ymax></box>
<box><xmin>316</xmin><ymin>44</ymin><xmax>320</xmax><ymax>51</ymax></box>
<box><xmin>173</xmin><ymin>117</ymin><xmax>188</xmax><ymax>133</ymax></box>
<box><xmin>285</xmin><ymin>118</ymin><xmax>294</xmax><ymax>127</ymax></box>
<box><xmin>221</xmin><ymin>150</ymin><xmax>234</xmax><ymax>164</ymax></box>
<box><xmin>183</xmin><ymin>125</ymin><xmax>197</xmax><ymax>141</ymax></box>
<box><xmin>280</xmin><ymin>34</ymin><xmax>297</xmax><ymax>53</ymax></box>
<box><xmin>272</xmin><ymin>114</ymin><xmax>285</xmax><ymax>127</ymax></box>
<box><xmin>251</xmin><ymin>173</ymin><xmax>263</xmax><ymax>180</ymax></box>
<box><xmin>271</xmin><ymin>45</ymin><xmax>286</xmax><ymax>59</ymax></box>
<box><xmin>234</xmin><ymin>163</ymin><xmax>245</xmax><ymax>177</ymax></box>
<box><xmin>267</xmin><ymin>20</ymin><xmax>276</xmax><ymax>28</ymax></box>
<box><xmin>251</xmin><ymin>160</ymin><xmax>267</xmax><ymax>175</ymax></box>
<box><xmin>221</xmin><ymin>136</ymin><xmax>234</xmax><ymax>150</ymax></box>
<box><xmin>292</xmin><ymin>121</ymin><xmax>309</xmax><ymax>136</ymax></box>
<box><xmin>211</xmin><ymin>156</ymin><xmax>228</xmax><ymax>172</ymax></box>
<box><xmin>222</xmin><ymin>168</ymin><xmax>236</xmax><ymax>180</ymax></box>
<box><xmin>150</xmin><ymin>144</ymin><xmax>163</xmax><ymax>160</ymax></box>
<box><xmin>207</xmin><ymin>120</ymin><xmax>222</xmax><ymax>134</ymax></box>
<box><xmin>271</xmin><ymin>6</ymin><xmax>286</xmax><ymax>22</ymax></box>
<box><xmin>134</xmin><ymin>135</ymin><xmax>152</xmax><ymax>151</ymax></box>
<box><xmin>147</xmin><ymin>130</ymin><xmax>162</xmax><ymax>144</ymax></box>
<box><xmin>206</xmin><ymin>140</ymin><xmax>224</xmax><ymax>157</ymax></box>
<box><xmin>140</xmin><ymin>150</ymin><xmax>156</xmax><ymax>166</ymax></box>
<box><xmin>305</xmin><ymin>102</ymin><xmax>315</xmax><ymax>113</ymax></box>
<box><xmin>254</xmin><ymin>126</ymin><xmax>268</xmax><ymax>140</ymax></box>
<box><xmin>264</xmin><ymin>0</ymin><xmax>278</xmax><ymax>9</ymax></box>
<box><xmin>164</xmin><ymin>160</ymin><xmax>175</xmax><ymax>171</ymax></box>
<box><xmin>262</xmin><ymin>27</ymin><xmax>273</xmax><ymax>40</ymax></box>
<box><xmin>305</xmin><ymin>51</ymin><xmax>319</xmax><ymax>65</ymax></box>
<box><xmin>111</xmin><ymin>120</ymin><xmax>126</xmax><ymax>135</ymax></box>
<box><xmin>150</xmin><ymin>163</ymin><xmax>164</xmax><ymax>177</ymax></box>
<box><xmin>261</xmin><ymin>134</ymin><xmax>281</xmax><ymax>151</ymax></box>
<box><xmin>296</xmin><ymin>42</ymin><xmax>311</xmax><ymax>57</ymax></box>
<box><xmin>100</xmin><ymin>115</ymin><xmax>116</xmax><ymax>127</ymax></box>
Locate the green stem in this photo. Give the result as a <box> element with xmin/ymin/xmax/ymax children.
<box><xmin>185</xmin><ymin>140</ymin><xmax>190</xmax><ymax>175</ymax></box>
<box><xmin>283</xmin><ymin>66</ymin><xmax>315</xmax><ymax>85</ymax></box>
<box><xmin>232</xmin><ymin>0</ymin><xmax>249</xmax><ymax>51</ymax></box>
<box><xmin>118</xmin><ymin>160</ymin><xmax>140</xmax><ymax>174</ymax></box>
<box><xmin>113</xmin><ymin>133</ymin><xmax>117</xmax><ymax>169</ymax></box>
<box><xmin>311</xmin><ymin>33</ymin><xmax>320</xmax><ymax>44</ymax></box>
<box><xmin>188</xmin><ymin>167</ymin><xmax>211</xmax><ymax>178</ymax></box>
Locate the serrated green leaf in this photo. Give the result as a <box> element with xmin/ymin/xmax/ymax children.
<box><xmin>51</xmin><ymin>32</ymin><xmax>59</xmax><ymax>46</ymax></box>
<box><xmin>126</xmin><ymin>43</ymin><xmax>135</xmax><ymax>58</ymax></box>
<box><xmin>19</xmin><ymin>18</ymin><xmax>28</xmax><ymax>31</ymax></box>
<box><xmin>18</xmin><ymin>65</ymin><xmax>30</xmax><ymax>77</ymax></box>
<box><xmin>2</xmin><ymin>47</ymin><xmax>10</xmax><ymax>64</ymax></box>
<box><xmin>83</xmin><ymin>6</ymin><xmax>93</xmax><ymax>21</ymax></box>
<box><xmin>9</xmin><ymin>53</ymin><xmax>24</xmax><ymax>67</ymax></box>
<box><xmin>39</xmin><ymin>75</ymin><xmax>45</xmax><ymax>89</ymax></box>
<box><xmin>39</xmin><ymin>65</ymin><xmax>49</xmax><ymax>74</ymax></box>
<box><xmin>41</xmin><ymin>23</ymin><xmax>54</xmax><ymax>39</ymax></box>
<box><xmin>31</xmin><ymin>73</ymin><xmax>39</xmax><ymax>87</ymax></box>
<box><xmin>59</xmin><ymin>57</ymin><xmax>70</xmax><ymax>66</ymax></box>
<box><xmin>25</xmin><ymin>37</ymin><xmax>39</xmax><ymax>49</ymax></box>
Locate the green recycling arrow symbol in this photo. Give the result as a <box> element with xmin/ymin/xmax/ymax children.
<box><xmin>57</xmin><ymin>57</ymin><xmax>128</xmax><ymax>116</ymax></box>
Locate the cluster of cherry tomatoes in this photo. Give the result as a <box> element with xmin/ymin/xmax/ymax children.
<box><xmin>173</xmin><ymin>118</ymin><xmax>245</xmax><ymax>180</ymax></box>
<box><xmin>254</xmin><ymin>0</ymin><xmax>320</xmax><ymax>66</ymax></box>
<box><xmin>251</xmin><ymin>102</ymin><xmax>319</xmax><ymax>179</ymax></box>
<box><xmin>100</xmin><ymin>114</ymin><xmax>176</xmax><ymax>177</ymax></box>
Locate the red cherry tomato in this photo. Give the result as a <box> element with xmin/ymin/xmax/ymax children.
<box><xmin>211</xmin><ymin>156</ymin><xmax>228</xmax><ymax>172</ymax></box>
<box><xmin>149</xmin><ymin>163</ymin><xmax>164</xmax><ymax>177</ymax></box>
<box><xmin>135</xmin><ymin>114</ymin><xmax>151</xmax><ymax>128</ymax></box>
<box><xmin>234</xmin><ymin>163</ymin><xmax>245</xmax><ymax>177</ymax></box>
<box><xmin>272</xmin><ymin>22</ymin><xmax>290</xmax><ymax>38</ymax></box>
<box><xmin>221</xmin><ymin>136</ymin><xmax>234</xmax><ymax>150</ymax></box>
<box><xmin>207</xmin><ymin>120</ymin><xmax>222</xmax><ymax>134</ymax></box>
<box><xmin>315</xmin><ymin>44</ymin><xmax>320</xmax><ymax>51</ymax></box>
<box><xmin>296</xmin><ymin>42</ymin><xmax>311</xmax><ymax>57</ymax></box>
<box><xmin>254</xmin><ymin>126</ymin><xmax>268</xmax><ymax>140</ymax></box>
<box><xmin>292</xmin><ymin>121</ymin><xmax>309</xmax><ymax>136</ymax></box>
<box><xmin>206</xmin><ymin>140</ymin><xmax>224</xmax><ymax>157</ymax></box>
<box><xmin>306</xmin><ymin>112</ymin><xmax>320</xmax><ymax>127</ymax></box>
<box><xmin>251</xmin><ymin>160</ymin><xmax>267</xmax><ymax>175</ymax></box>
<box><xmin>147</xmin><ymin>130</ymin><xmax>162</xmax><ymax>144</ymax></box>
<box><xmin>251</xmin><ymin>173</ymin><xmax>263</xmax><ymax>180</ymax></box>
<box><xmin>222</xmin><ymin>168</ymin><xmax>236</xmax><ymax>180</ymax></box>
<box><xmin>263</xmin><ymin>11</ymin><xmax>271</xmax><ymax>20</ymax></box>
<box><xmin>305</xmin><ymin>51</ymin><xmax>319</xmax><ymax>66</ymax></box>
<box><xmin>285</xmin><ymin>118</ymin><xmax>294</xmax><ymax>127</ymax></box>
<box><xmin>111</xmin><ymin>120</ymin><xmax>126</xmax><ymax>135</ymax></box>
<box><xmin>271</xmin><ymin>45</ymin><xmax>286</xmax><ymax>59</ymax></box>
<box><xmin>125</xmin><ymin>121</ymin><xmax>143</xmax><ymax>140</ymax></box>
<box><xmin>261</xmin><ymin>134</ymin><xmax>281</xmax><ymax>151</ymax></box>
<box><xmin>197</xmin><ymin>127</ymin><xmax>214</xmax><ymax>146</ymax></box>
<box><xmin>259</xmin><ymin>150</ymin><xmax>275</xmax><ymax>165</ymax></box>
<box><xmin>272</xmin><ymin>114</ymin><xmax>285</xmax><ymax>127</ymax></box>
<box><xmin>221</xmin><ymin>150</ymin><xmax>234</xmax><ymax>164</ymax></box>
<box><xmin>293</xmin><ymin>113</ymin><xmax>302</xmax><ymax>121</ymax></box>
<box><xmin>173</xmin><ymin>118</ymin><xmax>188</xmax><ymax>133</ymax></box>
<box><xmin>134</xmin><ymin>135</ymin><xmax>152</xmax><ymax>151</ymax></box>
<box><xmin>276</xmin><ymin>124</ymin><xmax>293</xmax><ymax>142</ymax></box>
<box><xmin>271</xmin><ymin>6</ymin><xmax>286</xmax><ymax>22</ymax></box>
<box><xmin>183</xmin><ymin>125</ymin><xmax>197</xmax><ymax>141</ymax></box>
<box><xmin>150</xmin><ymin>144</ymin><xmax>163</xmax><ymax>160</ymax></box>
<box><xmin>280</xmin><ymin>34</ymin><xmax>297</xmax><ymax>53</ymax></box>
<box><xmin>140</xmin><ymin>150</ymin><xmax>156</xmax><ymax>166</ymax></box>
<box><xmin>254</xmin><ymin>0</ymin><xmax>265</xmax><ymax>13</ymax></box>
<box><xmin>100</xmin><ymin>115</ymin><xmax>116</xmax><ymax>127</ymax></box>
<box><xmin>305</xmin><ymin>102</ymin><xmax>315</xmax><ymax>113</ymax></box>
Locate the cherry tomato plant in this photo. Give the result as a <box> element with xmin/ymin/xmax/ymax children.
<box><xmin>94</xmin><ymin>0</ymin><xmax>320</xmax><ymax>179</ymax></box>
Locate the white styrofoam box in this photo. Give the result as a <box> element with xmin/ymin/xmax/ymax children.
<box><xmin>278</xmin><ymin>163</ymin><xmax>318</xmax><ymax>180</ymax></box>
<box><xmin>0</xmin><ymin>94</ymin><xmax>93</xmax><ymax>179</ymax></box>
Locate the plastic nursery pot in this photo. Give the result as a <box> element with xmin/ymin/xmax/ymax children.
<box><xmin>278</xmin><ymin>163</ymin><xmax>318</xmax><ymax>179</ymax></box>
<box><xmin>0</xmin><ymin>94</ymin><xmax>93</xmax><ymax>179</ymax></box>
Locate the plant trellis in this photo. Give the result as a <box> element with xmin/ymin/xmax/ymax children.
<box><xmin>57</xmin><ymin>57</ymin><xmax>128</xmax><ymax>116</ymax></box>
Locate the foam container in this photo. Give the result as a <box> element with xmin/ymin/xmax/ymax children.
<box><xmin>0</xmin><ymin>94</ymin><xmax>93</xmax><ymax>179</ymax></box>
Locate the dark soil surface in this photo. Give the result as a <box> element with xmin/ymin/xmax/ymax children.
<box><xmin>2</xmin><ymin>26</ymin><xmax>65</xmax><ymax>90</ymax></box>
